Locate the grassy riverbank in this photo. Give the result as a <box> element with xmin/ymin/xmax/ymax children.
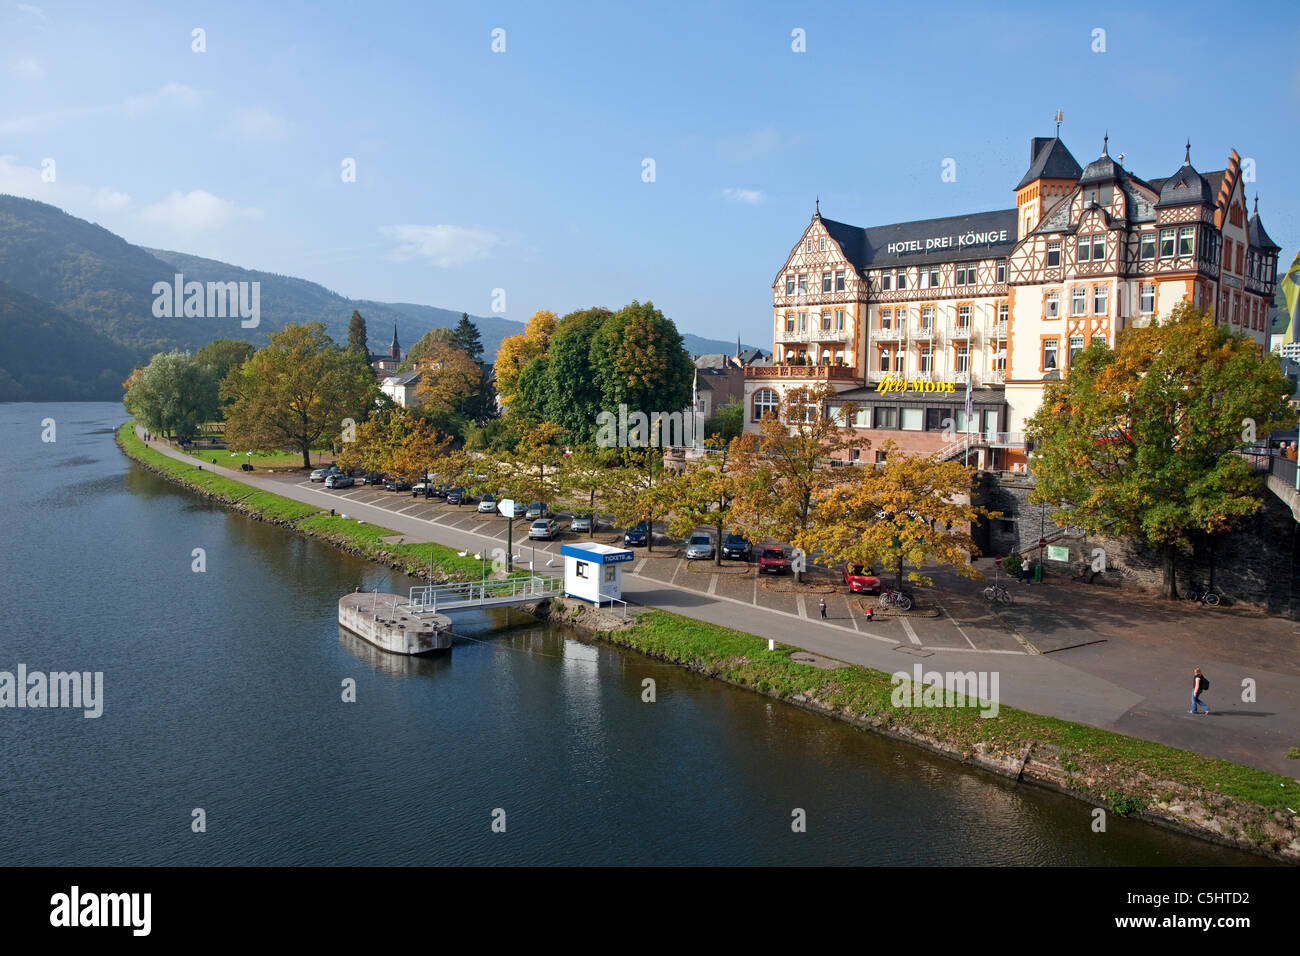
<box><xmin>118</xmin><ymin>422</ymin><xmax>485</xmax><ymax>581</ymax></box>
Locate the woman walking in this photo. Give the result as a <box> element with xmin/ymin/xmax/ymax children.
<box><xmin>1189</xmin><ymin>667</ymin><xmax>1210</xmax><ymax>715</ymax></box>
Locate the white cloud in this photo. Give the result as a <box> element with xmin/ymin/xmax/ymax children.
<box><xmin>93</xmin><ymin>187</ymin><xmax>130</xmax><ymax>210</ymax></box>
<box><xmin>0</xmin><ymin>82</ymin><xmax>203</xmax><ymax>136</ymax></box>
<box><xmin>223</xmin><ymin>106</ymin><xmax>291</xmax><ymax>141</ymax></box>
<box><xmin>140</xmin><ymin>190</ymin><xmax>262</xmax><ymax>233</ymax></box>
<box><xmin>722</xmin><ymin>187</ymin><xmax>765</xmax><ymax>205</ymax></box>
<box><xmin>716</xmin><ymin>126</ymin><xmax>795</xmax><ymax>162</ymax></box>
<box><xmin>380</xmin><ymin>224</ymin><xmax>501</xmax><ymax>268</ymax></box>
<box><xmin>0</xmin><ymin>155</ymin><xmax>130</xmax><ymax>215</ymax></box>
<box><xmin>10</xmin><ymin>56</ymin><xmax>43</xmax><ymax>78</ymax></box>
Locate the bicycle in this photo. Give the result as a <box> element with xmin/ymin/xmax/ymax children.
<box><xmin>1184</xmin><ymin>585</ymin><xmax>1221</xmax><ymax>607</ymax></box>
<box><xmin>983</xmin><ymin>583</ymin><xmax>1013</xmax><ymax>605</ymax></box>
<box><xmin>878</xmin><ymin>587</ymin><xmax>913</xmax><ymax>611</ymax></box>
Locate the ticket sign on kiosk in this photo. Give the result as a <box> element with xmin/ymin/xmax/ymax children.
<box><xmin>561</xmin><ymin>542</ymin><xmax>634</xmax><ymax>605</ymax></box>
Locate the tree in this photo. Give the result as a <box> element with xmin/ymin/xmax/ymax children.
<box><xmin>560</xmin><ymin>443</ymin><xmax>621</xmax><ymax>536</ymax></box>
<box><xmin>400</xmin><ymin>328</ymin><xmax>454</xmax><ymax>372</ymax></box>
<box><xmin>703</xmin><ymin>398</ymin><xmax>744</xmax><ymax>443</ymax></box>
<box><xmin>123</xmin><ymin>350</ymin><xmax>219</xmax><ymax>440</ymax></box>
<box><xmin>1025</xmin><ymin>303</ymin><xmax>1296</xmax><ymax>598</ymax></box>
<box><xmin>495</xmin><ymin>310</ymin><xmax>556</xmax><ymax>407</ymax></box>
<box><xmin>798</xmin><ymin>440</ymin><xmax>994</xmax><ymax>591</ymax></box>
<box><xmin>589</xmin><ymin>300</ymin><xmax>693</xmax><ymax>422</ymax></box>
<box><xmin>337</xmin><ymin>410</ymin><xmax>407</xmax><ymax>475</ymax></box>
<box><xmin>729</xmin><ymin>384</ymin><xmax>863</xmax><ymax>581</ymax></box>
<box><xmin>411</xmin><ymin>339</ymin><xmax>480</xmax><ymax>414</ymax></box>
<box><xmin>194</xmin><ymin>339</ymin><xmax>256</xmax><ymax>384</ymax></box>
<box><xmin>222</xmin><ymin>323</ymin><xmax>377</xmax><ymax>468</ymax></box>
<box><xmin>450</xmin><ymin>313</ymin><xmax>484</xmax><ymax>364</ymax></box>
<box><xmin>661</xmin><ymin>439</ymin><xmax>740</xmax><ymax>565</ymax></box>
<box><xmin>347</xmin><ymin>310</ymin><xmax>369</xmax><ymax>355</ymax></box>
<box><xmin>389</xmin><ymin>415</ymin><xmax>454</xmax><ymax>486</ymax></box>
<box><xmin>606</xmin><ymin>447</ymin><xmax>669</xmax><ymax>551</ymax></box>
<box><xmin>542</xmin><ymin>307</ymin><xmax>612</xmax><ymax>444</ymax></box>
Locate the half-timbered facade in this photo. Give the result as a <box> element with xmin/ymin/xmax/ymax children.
<box><xmin>746</xmin><ymin>134</ymin><xmax>1283</xmax><ymax>471</ymax></box>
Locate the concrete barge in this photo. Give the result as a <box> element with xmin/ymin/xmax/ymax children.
<box><xmin>338</xmin><ymin>591</ymin><xmax>453</xmax><ymax>655</ymax></box>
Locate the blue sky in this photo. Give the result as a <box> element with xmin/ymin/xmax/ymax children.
<box><xmin>3</xmin><ymin>0</ymin><xmax>1298</xmax><ymax>347</ymax></box>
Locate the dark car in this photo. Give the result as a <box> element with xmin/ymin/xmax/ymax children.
<box><xmin>721</xmin><ymin>534</ymin><xmax>752</xmax><ymax>561</ymax></box>
<box><xmin>624</xmin><ymin>521</ymin><xmax>649</xmax><ymax>547</ymax></box>
<box><xmin>446</xmin><ymin>487</ymin><xmax>471</xmax><ymax>506</ymax></box>
<box><xmin>431</xmin><ymin>483</ymin><xmax>450</xmax><ymax>499</ymax></box>
<box><xmin>759</xmin><ymin>547</ymin><xmax>789</xmax><ymax>574</ymax></box>
<box><xmin>363</xmin><ymin>472</ymin><xmax>384</xmax><ymax>486</ymax></box>
<box><xmin>842</xmin><ymin>564</ymin><xmax>881</xmax><ymax>594</ymax></box>
<box><xmin>384</xmin><ymin>475</ymin><xmax>410</xmax><ymax>492</ymax></box>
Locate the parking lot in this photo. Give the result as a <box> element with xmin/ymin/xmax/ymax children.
<box><xmin>279</xmin><ymin>473</ymin><xmax>1029</xmax><ymax>655</ymax></box>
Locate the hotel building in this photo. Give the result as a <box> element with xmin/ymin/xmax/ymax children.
<box><xmin>745</xmin><ymin>134</ymin><xmax>1282</xmax><ymax>471</ymax></box>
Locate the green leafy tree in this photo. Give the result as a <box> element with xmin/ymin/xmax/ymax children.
<box><xmin>1025</xmin><ymin>303</ymin><xmax>1296</xmax><ymax>598</ymax></box>
<box><xmin>450</xmin><ymin>313</ymin><xmax>484</xmax><ymax>363</ymax></box>
<box><xmin>222</xmin><ymin>322</ymin><xmax>377</xmax><ymax>468</ymax></box>
<box><xmin>661</xmin><ymin>439</ymin><xmax>740</xmax><ymax>566</ymax></box>
<box><xmin>542</xmin><ymin>307</ymin><xmax>612</xmax><ymax>443</ymax></box>
<box><xmin>560</xmin><ymin>442</ymin><xmax>621</xmax><ymax>536</ymax></box>
<box><xmin>589</xmin><ymin>300</ymin><xmax>693</xmax><ymax>422</ymax></box>
<box><xmin>124</xmin><ymin>349</ymin><xmax>219</xmax><ymax>440</ymax></box>
<box><xmin>703</xmin><ymin>398</ymin><xmax>744</xmax><ymax>443</ymax></box>
<box><xmin>194</xmin><ymin>339</ymin><xmax>255</xmax><ymax>383</ymax></box>
<box><xmin>347</xmin><ymin>310</ymin><xmax>368</xmax><ymax>354</ymax></box>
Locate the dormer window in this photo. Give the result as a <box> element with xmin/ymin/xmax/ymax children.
<box><xmin>819</xmin><ymin>236</ymin><xmax>826</xmax><ymax>251</ymax></box>
<box><xmin>1077</xmin><ymin>236</ymin><xmax>1091</xmax><ymax>262</ymax></box>
<box><xmin>880</xmin><ymin>272</ymin><xmax>891</xmax><ymax>291</ymax></box>
<box><xmin>806</xmin><ymin>239</ymin><xmax>813</xmax><ymax>252</ymax></box>
<box><xmin>835</xmin><ymin>270</ymin><xmax>845</xmax><ymax>292</ymax></box>
<box><xmin>1092</xmin><ymin>235</ymin><xmax>1105</xmax><ymax>261</ymax></box>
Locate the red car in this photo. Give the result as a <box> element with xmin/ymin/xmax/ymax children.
<box><xmin>842</xmin><ymin>564</ymin><xmax>881</xmax><ymax>594</ymax></box>
<box><xmin>759</xmin><ymin>547</ymin><xmax>790</xmax><ymax>574</ymax></box>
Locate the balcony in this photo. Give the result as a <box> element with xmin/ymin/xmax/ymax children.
<box><xmin>950</xmin><ymin>324</ymin><xmax>973</xmax><ymax>340</ymax></box>
<box><xmin>775</xmin><ymin>327</ymin><xmax>850</xmax><ymax>344</ymax></box>
<box><xmin>746</xmin><ymin>363</ymin><xmax>861</xmax><ymax>381</ymax></box>
<box><xmin>913</xmin><ymin>325</ymin><xmax>936</xmax><ymax>339</ymax></box>
<box><xmin>990</xmin><ymin>321</ymin><xmax>1009</xmax><ymax>339</ymax></box>
<box><xmin>873</xmin><ymin>326</ymin><xmax>902</xmax><ymax>340</ymax></box>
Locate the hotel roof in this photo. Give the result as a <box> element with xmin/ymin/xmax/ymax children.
<box><xmin>820</xmin><ymin>208</ymin><xmax>1020</xmax><ymax>270</ymax></box>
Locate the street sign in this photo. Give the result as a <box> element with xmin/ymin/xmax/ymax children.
<box><xmin>1038</xmin><ymin>537</ymin><xmax>1047</xmax><ymax>548</ymax></box>
<box><xmin>498</xmin><ymin>498</ymin><xmax>515</xmax><ymax>516</ymax></box>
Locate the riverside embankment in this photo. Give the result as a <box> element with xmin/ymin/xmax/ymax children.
<box><xmin>117</xmin><ymin>421</ymin><xmax>1300</xmax><ymax>862</ymax></box>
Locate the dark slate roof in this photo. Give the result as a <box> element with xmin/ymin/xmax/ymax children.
<box><xmin>1079</xmin><ymin>152</ymin><xmax>1120</xmax><ymax>185</ymax></box>
<box><xmin>1249</xmin><ymin>212</ymin><xmax>1281</xmax><ymax>251</ymax></box>
<box><xmin>1156</xmin><ymin>161</ymin><xmax>1213</xmax><ymax>207</ymax></box>
<box><xmin>831</xmin><ymin>209</ymin><xmax>1020</xmax><ymax>269</ymax></box>
<box><xmin>737</xmin><ymin>348</ymin><xmax>765</xmax><ymax>364</ymax></box>
<box><xmin>1016</xmin><ymin>137</ymin><xmax>1083</xmax><ymax>190</ymax></box>
<box><xmin>384</xmin><ymin>370</ymin><xmax>421</xmax><ymax>386</ymax></box>
<box><xmin>819</xmin><ymin>215</ymin><xmax>866</xmax><ymax>266</ymax></box>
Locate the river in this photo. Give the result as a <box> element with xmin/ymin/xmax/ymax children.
<box><xmin>0</xmin><ymin>403</ymin><xmax>1268</xmax><ymax>865</ymax></box>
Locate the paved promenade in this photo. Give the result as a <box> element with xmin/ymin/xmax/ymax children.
<box><xmin>139</xmin><ymin>428</ymin><xmax>1300</xmax><ymax>776</ymax></box>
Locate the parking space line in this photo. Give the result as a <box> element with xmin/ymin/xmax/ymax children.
<box><xmin>939</xmin><ymin>604</ymin><xmax>978</xmax><ymax>649</ymax></box>
<box><xmin>707</xmin><ymin>573</ymin><xmax>718</xmax><ymax>596</ymax></box>
<box><xmin>900</xmin><ymin>617</ymin><xmax>922</xmax><ymax>645</ymax></box>
<box><xmin>633</xmin><ymin>559</ymin><xmax>646</xmax><ymax>575</ymax></box>
<box><xmin>797</xmin><ymin>595</ymin><xmax>807</xmax><ymax>619</ymax></box>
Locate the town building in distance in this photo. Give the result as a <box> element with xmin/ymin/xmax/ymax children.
<box><xmin>745</xmin><ymin>134</ymin><xmax>1282</xmax><ymax>471</ymax></box>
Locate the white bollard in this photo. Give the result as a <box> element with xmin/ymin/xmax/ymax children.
<box><xmin>768</xmin><ymin>639</ymin><xmax>776</xmax><ymax>651</ymax></box>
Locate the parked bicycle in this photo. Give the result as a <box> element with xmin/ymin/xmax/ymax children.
<box><xmin>1184</xmin><ymin>585</ymin><xmax>1221</xmax><ymax>607</ymax></box>
<box><xmin>983</xmin><ymin>583</ymin><xmax>1013</xmax><ymax>605</ymax></box>
<box><xmin>878</xmin><ymin>587</ymin><xmax>913</xmax><ymax>611</ymax></box>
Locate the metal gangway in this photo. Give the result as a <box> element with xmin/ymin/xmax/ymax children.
<box><xmin>406</xmin><ymin>575</ymin><xmax>561</xmax><ymax>612</ymax></box>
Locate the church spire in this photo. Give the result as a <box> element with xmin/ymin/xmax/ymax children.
<box><xmin>390</xmin><ymin>322</ymin><xmax>400</xmax><ymax>360</ymax></box>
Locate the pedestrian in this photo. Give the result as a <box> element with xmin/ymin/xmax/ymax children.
<box><xmin>1018</xmin><ymin>559</ymin><xmax>1032</xmax><ymax>584</ymax></box>
<box><xmin>818</xmin><ymin>597</ymin><xmax>827</xmax><ymax>619</ymax></box>
<box><xmin>1189</xmin><ymin>668</ymin><xmax>1210</xmax><ymax>715</ymax></box>
<box><xmin>865</xmin><ymin>607</ymin><xmax>874</xmax><ymax>622</ymax></box>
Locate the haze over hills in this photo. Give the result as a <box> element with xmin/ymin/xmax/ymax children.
<box><xmin>0</xmin><ymin>195</ymin><xmax>760</xmax><ymax>400</ymax></box>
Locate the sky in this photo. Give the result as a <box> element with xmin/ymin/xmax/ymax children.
<box><xmin>3</xmin><ymin>0</ymin><xmax>1299</xmax><ymax>348</ymax></box>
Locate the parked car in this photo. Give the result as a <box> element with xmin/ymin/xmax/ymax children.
<box><xmin>324</xmin><ymin>473</ymin><xmax>354</xmax><ymax>489</ymax></box>
<box><xmin>431</xmin><ymin>483</ymin><xmax>450</xmax><ymax>498</ymax></box>
<box><xmin>310</xmin><ymin>465</ymin><xmax>342</xmax><ymax>483</ymax></box>
<box><xmin>477</xmin><ymin>493</ymin><xmax>497</xmax><ymax>514</ymax></box>
<box><xmin>569</xmin><ymin>513</ymin><xmax>593</xmax><ymax>533</ymax></box>
<box><xmin>685</xmin><ymin>532</ymin><xmax>715</xmax><ymax>561</ymax></box>
<box><xmin>528</xmin><ymin>518</ymin><xmax>560</xmax><ymax>540</ymax></box>
<box><xmin>624</xmin><ymin>521</ymin><xmax>649</xmax><ymax>547</ymax></box>
<box><xmin>759</xmin><ymin>547</ymin><xmax>790</xmax><ymax>574</ymax></box>
<box><xmin>721</xmin><ymin>534</ymin><xmax>752</xmax><ymax>561</ymax></box>
<box><xmin>842</xmin><ymin>564</ymin><xmax>882</xmax><ymax>594</ymax></box>
<box><xmin>384</xmin><ymin>475</ymin><xmax>410</xmax><ymax>492</ymax></box>
<box><xmin>362</xmin><ymin>472</ymin><xmax>384</xmax><ymax>486</ymax></box>
<box><xmin>411</xmin><ymin>482</ymin><xmax>430</xmax><ymax>496</ymax></box>
<box><xmin>447</xmin><ymin>487</ymin><xmax>471</xmax><ymax>506</ymax></box>
<box><xmin>505</xmin><ymin>501</ymin><xmax>528</xmax><ymax>518</ymax></box>
<box><xmin>525</xmin><ymin>502</ymin><xmax>548</xmax><ymax>519</ymax></box>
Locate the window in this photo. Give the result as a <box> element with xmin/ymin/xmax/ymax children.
<box><xmin>925</xmin><ymin>408</ymin><xmax>950</xmax><ymax>431</ymax></box>
<box><xmin>956</xmin><ymin>263</ymin><xmax>976</xmax><ymax>285</ymax></box>
<box><xmin>1091</xmin><ymin>334</ymin><xmax>1106</xmax><ymax>349</ymax></box>
<box><xmin>1043</xmin><ymin>338</ymin><xmax>1058</xmax><ymax>371</ymax></box>
<box><xmin>1139</xmin><ymin>283</ymin><xmax>1155</xmax><ymax>314</ymax></box>
<box><xmin>1093</xmin><ymin>285</ymin><xmax>1108</xmax><ymax>315</ymax></box>
<box><xmin>819</xmin><ymin>236</ymin><xmax>826</xmax><ymax>251</ymax></box>
<box><xmin>1232</xmin><ymin>293</ymin><xmax>1240</xmax><ymax>324</ymax></box>
<box><xmin>955</xmin><ymin>409</ymin><xmax>972</xmax><ymax>432</ymax></box>
<box><xmin>956</xmin><ymin>305</ymin><xmax>971</xmax><ymax>328</ymax></box>
<box><xmin>955</xmin><ymin>345</ymin><xmax>969</xmax><ymax>373</ymax></box>
<box><xmin>880</xmin><ymin>308</ymin><xmax>891</xmax><ymax>329</ymax></box>
<box><xmin>894</xmin><ymin>352</ymin><xmax>904</xmax><ymax>372</ymax></box>
<box><xmin>993</xmin><ymin>347</ymin><xmax>1007</xmax><ymax>371</ymax></box>
<box><xmin>921</xmin><ymin>306</ymin><xmax>935</xmax><ymax>329</ymax></box>
<box><xmin>784</xmin><ymin>312</ymin><xmax>795</xmax><ymax>332</ymax></box>
<box><xmin>919</xmin><ymin>267</ymin><xmax>939</xmax><ymax>289</ymax></box>
<box><xmin>1178</xmin><ymin>226</ymin><xmax>1194</xmax><ymax>256</ymax></box>
<box><xmin>919</xmin><ymin>269</ymin><xmax>931</xmax><ymax>290</ymax></box>
<box><xmin>874</xmin><ymin>406</ymin><xmax>897</xmax><ymax>429</ymax></box>
<box><xmin>853</xmin><ymin>408</ymin><xmax>870</xmax><ymax>427</ymax></box>
<box><xmin>918</xmin><ymin>346</ymin><xmax>933</xmax><ymax>372</ymax></box>
<box><xmin>1140</xmin><ymin>234</ymin><xmax>1156</xmax><ymax>260</ymax></box>
<box><xmin>900</xmin><ymin>407</ymin><xmax>923</xmax><ymax>431</ymax></box>
<box><xmin>1235</xmin><ymin>244</ymin><xmax>1244</xmax><ymax>274</ymax></box>
<box><xmin>806</xmin><ymin>239</ymin><xmax>813</xmax><ymax>252</ymax></box>
<box><xmin>798</xmin><ymin>274</ymin><xmax>807</xmax><ymax>293</ymax></box>
<box><xmin>752</xmin><ymin>388</ymin><xmax>779</xmax><ymax>421</ymax></box>
<box><xmin>822</xmin><ymin>272</ymin><xmax>832</xmax><ymax>293</ymax></box>
<box><xmin>880</xmin><ymin>272</ymin><xmax>891</xmax><ymax>291</ymax></box>
<box><xmin>996</xmin><ymin>259</ymin><xmax>1006</xmax><ymax>283</ymax></box>
<box><xmin>785</xmin><ymin>275</ymin><xmax>795</xmax><ymax>295</ymax></box>
<box><xmin>604</xmin><ymin>566</ymin><xmax>616</xmax><ymax>584</ymax></box>
<box><xmin>1222</xmin><ymin>238</ymin><xmax>1233</xmax><ymax>268</ymax></box>
<box><xmin>575</xmin><ymin>561</ymin><xmax>588</xmax><ymax>579</ymax></box>
<box><xmin>1077</xmin><ymin>235</ymin><xmax>1091</xmax><ymax>262</ymax></box>
<box><xmin>997</xmin><ymin>302</ymin><xmax>1008</xmax><ymax>324</ymax></box>
<box><xmin>1071</xmin><ymin>287</ymin><xmax>1087</xmax><ymax>316</ymax></box>
<box><xmin>835</xmin><ymin>270</ymin><xmax>845</xmax><ymax>292</ymax></box>
<box><xmin>820</xmin><ymin>311</ymin><xmax>831</xmax><ymax>331</ymax></box>
<box><xmin>1047</xmin><ymin>241</ymin><xmax>1061</xmax><ymax>267</ymax></box>
<box><xmin>896</xmin><ymin>270</ymin><xmax>908</xmax><ymax>290</ymax></box>
<box><xmin>1045</xmin><ymin>290</ymin><xmax>1060</xmax><ymax>318</ymax></box>
<box><xmin>875</xmin><ymin>450</ymin><xmax>889</xmax><ymax>463</ymax></box>
<box><xmin>834</xmin><ymin>308</ymin><xmax>845</xmax><ymax>331</ymax></box>
<box><xmin>879</xmin><ymin>349</ymin><xmax>891</xmax><ymax>372</ymax></box>
<box><xmin>1159</xmin><ymin>228</ymin><xmax>1175</xmax><ymax>258</ymax></box>
<box><xmin>1069</xmin><ymin>336</ymin><xmax>1084</xmax><ymax>365</ymax></box>
<box><xmin>797</xmin><ymin>311</ymin><xmax>807</xmax><ymax>332</ymax></box>
<box><xmin>1092</xmin><ymin>234</ymin><xmax>1105</xmax><ymax>261</ymax></box>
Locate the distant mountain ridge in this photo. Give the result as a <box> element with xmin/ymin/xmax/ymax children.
<box><xmin>0</xmin><ymin>195</ymin><xmax>761</xmax><ymax>400</ymax></box>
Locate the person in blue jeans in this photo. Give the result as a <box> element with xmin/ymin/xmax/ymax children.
<box><xmin>1189</xmin><ymin>668</ymin><xmax>1210</xmax><ymax>714</ymax></box>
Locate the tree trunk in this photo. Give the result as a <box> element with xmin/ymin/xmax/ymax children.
<box><xmin>302</xmin><ymin>445</ymin><xmax>312</xmax><ymax>469</ymax></box>
<box><xmin>896</xmin><ymin>554</ymin><xmax>905</xmax><ymax>592</ymax></box>
<box><xmin>1162</xmin><ymin>543</ymin><xmax>1177</xmax><ymax>600</ymax></box>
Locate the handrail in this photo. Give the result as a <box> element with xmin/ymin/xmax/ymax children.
<box><xmin>599</xmin><ymin>593</ymin><xmax>628</xmax><ymax>619</ymax></box>
<box><xmin>406</xmin><ymin>575</ymin><xmax>561</xmax><ymax>611</ymax></box>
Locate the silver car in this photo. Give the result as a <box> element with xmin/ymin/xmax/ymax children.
<box><xmin>528</xmin><ymin>518</ymin><xmax>559</xmax><ymax>540</ymax></box>
<box><xmin>684</xmin><ymin>532</ymin><xmax>715</xmax><ymax>560</ymax></box>
<box><xmin>477</xmin><ymin>494</ymin><xmax>497</xmax><ymax>514</ymax></box>
<box><xmin>569</xmin><ymin>514</ymin><xmax>593</xmax><ymax>533</ymax></box>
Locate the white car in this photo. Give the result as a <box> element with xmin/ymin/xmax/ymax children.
<box><xmin>477</xmin><ymin>494</ymin><xmax>497</xmax><ymax>514</ymax></box>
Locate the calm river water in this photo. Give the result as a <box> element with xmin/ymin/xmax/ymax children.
<box><xmin>0</xmin><ymin>403</ymin><xmax>1268</xmax><ymax>865</ymax></box>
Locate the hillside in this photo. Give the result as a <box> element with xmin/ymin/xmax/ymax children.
<box><xmin>0</xmin><ymin>281</ymin><xmax>140</xmax><ymax>401</ymax></box>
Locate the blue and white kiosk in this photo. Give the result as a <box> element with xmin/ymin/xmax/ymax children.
<box><xmin>560</xmin><ymin>542</ymin><xmax>634</xmax><ymax>605</ymax></box>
